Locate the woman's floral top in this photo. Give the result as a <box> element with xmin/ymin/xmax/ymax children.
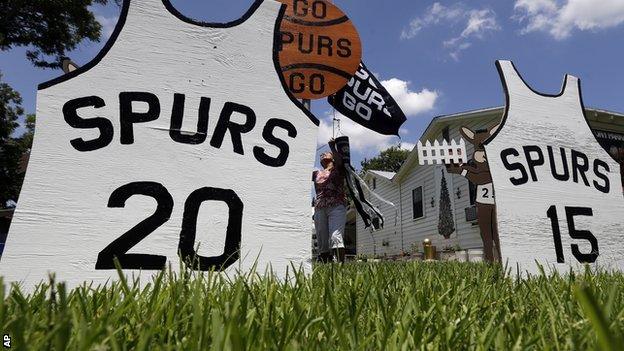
<box><xmin>314</xmin><ymin>167</ymin><xmax>347</xmax><ymax>209</ymax></box>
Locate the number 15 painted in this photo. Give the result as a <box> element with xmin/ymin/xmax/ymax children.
<box><xmin>547</xmin><ymin>206</ymin><xmax>599</xmax><ymax>264</ymax></box>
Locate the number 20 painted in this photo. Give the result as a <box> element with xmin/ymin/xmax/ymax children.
<box><xmin>95</xmin><ymin>182</ymin><xmax>243</xmax><ymax>271</ymax></box>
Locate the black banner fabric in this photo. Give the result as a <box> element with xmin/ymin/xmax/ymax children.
<box><xmin>328</xmin><ymin>62</ymin><xmax>407</xmax><ymax>136</ymax></box>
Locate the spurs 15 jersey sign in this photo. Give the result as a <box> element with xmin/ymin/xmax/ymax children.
<box><xmin>0</xmin><ymin>0</ymin><xmax>319</xmax><ymax>290</ymax></box>
<box><xmin>485</xmin><ymin>60</ymin><xmax>624</xmax><ymax>274</ymax></box>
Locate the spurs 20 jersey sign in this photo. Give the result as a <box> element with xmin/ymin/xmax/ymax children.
<box><xmin>0</xmin><ymin>0</ymin><xmax>319</xmax><ymax>290</ymax></box>
<box><xmin>485</xmin><ymin>60</ymin><xmax>624</xmax><ymax>274</ymax></box>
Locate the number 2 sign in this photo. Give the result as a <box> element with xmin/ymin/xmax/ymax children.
<box><xmin>485</xmin><ymin>61</ymin><xmax>624</xmax><ymax>274</ymax></box>
<box><xmin>0</xmin><ymin>0</ymin><xmax>319</xmax><ymax>290</ymax></box>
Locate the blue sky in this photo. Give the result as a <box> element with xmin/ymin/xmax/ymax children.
<box><xmin>2</xmin><ymin>0</ymin><xmax>624</xmax><ymax>169</ymax></box>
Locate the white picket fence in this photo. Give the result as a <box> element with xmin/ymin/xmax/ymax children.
<box><xmin>417</xmin><ymin>139</ymin><xmax>467</xmax><ymax>165</ymax></box>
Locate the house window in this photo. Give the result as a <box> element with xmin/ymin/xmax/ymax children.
<box><xmin>412</xmin><ymin>186</ymin><xmax>424</xmax><ymax>219</ymax></box>
<box><xmin>442</xmin><ymin>126</ymin><xmax>450</xmax><ymax>142</ymax></box>
<box><xmin>372</xmin><ymin>178</ymin><xmax>377</xmax><ymax>190</ymax></box>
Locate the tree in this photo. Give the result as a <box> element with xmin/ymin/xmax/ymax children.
<box><xmin>0</xmin><ymin>73</ymin><xmax>26</xmax><ymax>207</ymax></box>
<box><xmin>0</xmin><ymin>0</ymin><xmax>118</xmax><ymax>68</ymax></box>
<box><xmin>19</xmin><ymin>114</ymin><xmax>36</xmax><ymax>149</ymax></box>
<box><xmin>1</xmin><ymin>0</ymin><xmax>115</xmax><ymax>207</ymax></box>
<box><xmin>438</xmin><ymin>169</ymin><xmax>455</xmax><ymax>239</ymax></box>
<box><xmin>0</xmin><ymin>73</ymin><xmax>22</xmax><ymax>140</ymax></box>
<box><xmin>360</xmin><ymin>144</ymin><xmax>410</xmax><ymax>173</ymax></box>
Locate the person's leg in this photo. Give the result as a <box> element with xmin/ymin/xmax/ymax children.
<box><xmin>328</xmin><ymin>205</ymin><xmax>347</xmax><ymax>263</ymax></box>
<box><xmin>314</xmin><ymin>208</ymin><xmax>331</xmax><ymax>262</ymax></box>
<box><xmin>335</xmin><ymin>248</ymin><xmax>345</xmax><ymax>263</ymax></box>
<box><xmin>477</xmin><ymin>205</ymin><xmax>494</xmax><ymax>262</ymax></box>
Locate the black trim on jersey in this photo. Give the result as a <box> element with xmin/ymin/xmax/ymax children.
<box><xmin>283</xmin><ymin>15</ymin><xmax>349</xmax><ymax>27</ymax></box>
<box><xmin>38</xmin><ymin>0</ymin><xmax>265</xmax><ymax>90</ymax></box>
<box><xmin>281</xmin><ymin>63</ymin><xmax>353</xmax><ymax>79</ymax></box>
<box><xmin>272</xmin><ymin>4</ymin><xmax>320</xmax><ymax>126</ymax></box>
<box><xmin>38</xmin><ymin>0</ymin><xmax>130</xmax><ymax>90</ymax></box>
<box><xmin>577</xmin><ymin>77</ymin><xmax>623</xmax><ymax>166</ymax></box>
<box><xmin>161</xmin><ymin>0</ymin><xmax>265</xmax><ymax>28</ymax></box>
<box><xmin>38</xmin><ymin>0</ymin><xmax>319</xmax><ymax>127</ymax></box>
<box><xmin>485</xmin><ymin>60</ymin><xmax>570</xmax><ymax>145</ymax></box>
<box><xmin>485</xmin><ymin>60</ymin><xmax>620</xmax><ymax>166</ymax></box>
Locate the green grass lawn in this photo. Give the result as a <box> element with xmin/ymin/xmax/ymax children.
<box><xmin>1</xmin><ymin>262</ymin><xmax>623</xmax><ymax>350</ymax></box>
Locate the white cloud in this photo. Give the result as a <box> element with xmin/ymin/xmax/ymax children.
<box><xmin>380</xmin><ymin>79</ymin><xmax>439</xmax><ymax>117</ymax></box>
<box><xmin>445</xmin><ymin>8</ymin><xmax>499</xmax><ymax>61</ymax></box>
<box><xmin>318</xmin><ymin>78</ymin><xmax>438</xmax><ymax>154</ymax></box>
<box><xmin>401</xmin><ymin>3</ymin><xmax>500</xmax><ymax>60</ymax></box>
<box><xmin>399</xmin><ymin>142</ymin><xmax>416</xmax><ymax>152</ymax></box>
<box><xmin>514</xmin><ymin>0</ymin><xmax>624</xmax><ymax>40</ymax></box>
<box><xmin>461</xmin><ymin>9</ymin><xmax>500</xmax><ymax>38</ymax></box>
<box><xmin>401</xmin><ymin>3</ymin><xmax>465</xmax><ymax>39</ymax></box>
<box><xmin>446</xmin><ymin>42</ymin><xmax>472</xmax><ymax>61</ymax></box>
<box><xmin>97</xmin><ymin>15</ymin><xmax>118</xmax><ymax>39</ymax></box>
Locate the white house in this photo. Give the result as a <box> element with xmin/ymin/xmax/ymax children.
<box><xmin>356</xmin><ymin>106</ymin><xmax>624</xmax><ymax>257</ymax></box>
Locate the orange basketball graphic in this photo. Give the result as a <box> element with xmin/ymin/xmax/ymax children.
<box><xmin>277</xmin><ymin>0</ymin><xmax>363</xmax><ymax>100</ymax></box>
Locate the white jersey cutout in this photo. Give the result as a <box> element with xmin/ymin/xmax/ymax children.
<box><xmin>485</xmin><ymin>60</ymin><xmax>624</xmax><ymax>274</ymax></box>
<box><xmin>1</xmin><ymin>0</ymin><xmax>319</xmax><ymax>290</ymax></box>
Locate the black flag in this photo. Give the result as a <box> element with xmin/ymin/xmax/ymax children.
<box><xmin>328</xmin><ymin>62</ymin><xmax>407</xmax><ymax>136</ymax></box>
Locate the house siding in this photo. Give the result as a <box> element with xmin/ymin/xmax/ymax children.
<box><xmin>399</xmin><ymin>166</ymin><xmax>439</xmax><ymax>252</ymax></box>
<box><xmin>357</xmin><ymin>118</ymin><xmax>499</xmax><ymax>256</ymax></box>
<box><xmin>356</xmin><ymin>175</ymin><xmax>400</xmax><ymax>257</ymax></box>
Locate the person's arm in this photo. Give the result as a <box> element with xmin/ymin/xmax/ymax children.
<box><xmin>328</xmin><ymin>139</ymin><xmax>344</xmax><ymax>168</ymax></box>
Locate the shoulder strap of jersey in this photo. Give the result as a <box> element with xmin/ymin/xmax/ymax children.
<box><xmin>122</xmin><ymin>0</ymin><xmax>171</xmax><ymax>29</ymax></box>
<box><xmin>497</xmin><ymin>60</ymin><xmax>578</xmax><ymax>100</ymax></box>
<box><xmin>561</xmin><ymin>74</ymin><xmax>580</xmax><ymax>100</ymax></box>
<box><xmin>496</xmin><ymin>60</ymin><xmax>535</xmax><ymax>100</ymax></box>
<box><xmin>38</xmin><ymin>0</ymin><xmax>270</xmax><ymax>91</ymax></box>
<box><xmin>154</xmin><ymin>0</ymin><xmax>268</xmax><ymax>29</ymax></box>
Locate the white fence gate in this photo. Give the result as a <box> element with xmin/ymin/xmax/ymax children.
<box><xmin>417</xmin><ymin>139</ymin><xmax>467</xmax><ymax>165</ymax></box>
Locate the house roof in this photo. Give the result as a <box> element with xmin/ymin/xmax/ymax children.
<box><xmin>368</xmin><ymin>170</ymin><xmax>396</xmax><ymax>180</ymax></box>
<box><xmin>393</xmin><ymin>106</ymin><xmax>624</xmax><ymax>183</ymax></box>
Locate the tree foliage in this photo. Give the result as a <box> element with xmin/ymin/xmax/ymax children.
<box><xmin>438</xmin><ymin>169</ymin><xmax>455</xmax><ymax>239</ymax></box>
<box><xmin>0</xmin><ymin>0</ymin><xmax>118</xmax><ymax>68</ymax></box>
<box><xmin>0</xmin><ymin>73</ymin><xmax>28</xmax><ymax>207</ymax></box>
<box><xmin>360</xmin><ymin>144</ymin><xmax>410</xmax><ymax>173</ymax></box>
<box><xmin>0</xmin><ymin>73</ymin><xmax>22</xmax><ymax>139</ymax></box>
<box><xmin>1</xmin><ymin>0</ymin><xmax>113</xmax><ymax>206</ymax></box>
<box><xmin>20</xmin><ymin>114</ymin><xmax>36</xmax><ymax>149</ymax></box>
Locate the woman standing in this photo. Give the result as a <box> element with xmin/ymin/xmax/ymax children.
<box><xmin>313</xmin><ymin>140</ymin><xmax>347</xmax><ymax>263</ymax></box>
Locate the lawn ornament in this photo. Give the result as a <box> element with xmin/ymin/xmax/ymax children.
<box><xmin>484</xmin><ymin>60</ymin><xmax>624</xmax><ymax>273</ymax></box>
<box><xmin>1</xmin><ymin>0</ymin><xmax>320</xmax><ymax>290</ymax></box>
<box><xmin>277</xmin><ymin>0</ymin><xmax>362</xmax><ymax>99</ymax></box>
<box><xmin>334</xmin><ymin>136</ymin><xmax>395</xmax><ymax>230</ymax></box>
<box><xmin>446</xmin><ymin>125</ymin><xmax>500</xmax><ymax>262</ymax></box>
